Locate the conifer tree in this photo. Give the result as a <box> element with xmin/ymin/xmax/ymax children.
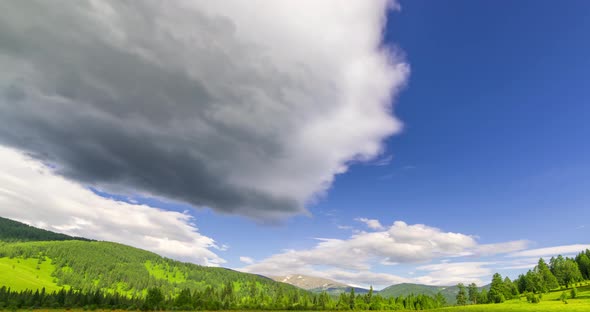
<box><xmin>467</xmin><ymin>283</ymin><xmax>478</xmax><ymax>304</ymax></box>
<box><xmin>455</xmin><ymin>283</ymin><xmax>467</xmax><ymax>305</ymax></box>
<box><xmin>488</xmin><ymin>273</ymin><xmax>505</xmax><ymax>303</ymax></box>
<box><xmin>536</xmin><ymin>258</ymin><xmax>559</xmax><ymax>291</ymax></box>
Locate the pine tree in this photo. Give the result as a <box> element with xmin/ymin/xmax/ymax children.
<box><xmin>467</xmin><ymin>283</ymin><xmax>478</xmax><ymax>304</ymax></box>
<box><xmin>525</xmin><ymin>270</ymin><xmax>543</xmax><ymax>293</ymax></box>
<box><xmin>455</xmin><ymin>283</ymin><xmax>467</xmax><ymax>305</ymax></box>
<box><xmin>144</xmin><ymin>287</ymin><xmax>164</xmax><ymax>311</ymax></box>
<box><xmin>575</xmin><ymin>251</ymin><xmax>590</xmax><ymax>280</ymax></box>
<box><xmin>435</xmin><ymin>292</ymin><xmax>446</xmax><ymax>307</ymax></box>
<box><xmin>365</xmin><ymin>286</ymin><xmax>373</xmax><ymax>304</ymax></box>
<box><xmin>561</xmin><ymin>259</ymin><xmax>583</xmax><ymax>288</ymax></box>
<box><xmin>536</xmin><ymin>258</ymin><xmax>559</xmax><ymax>291</ymax></box>
<box><xmin>488</xmin><ymin>273</ymin><xmax>505</xmax><ymax>303</ymax></box>
<box><xmin>478</xmin><ymin>288</ymin><xmax>488</xmax><ymax>304</ymax></box>
<box><xmin>349</xmin><ymin>288</ymin><xmax>355</xmax><ymax>310</ymax></box>
<box><xmin>502</xmin><ymin>277</ymin><xmax>516</xmax><ymax>299</ymax></box>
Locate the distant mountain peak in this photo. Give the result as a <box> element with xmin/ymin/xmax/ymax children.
<box><xmin>270</xmin><ymin>274</ymin><xmax>348</xmax><ymax>290</ymax></box>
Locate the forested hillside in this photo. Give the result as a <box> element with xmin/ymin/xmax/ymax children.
<box><xmin>310</xmin><ymin>286</ymin><xmax>371</xmax><ymax>296</ymax></box>
<box><xmin>0</xmin><ymin>240</ymin><xmax>313</xmax><ymax>307</ymax></box>
<box><xmin>378</xmin><ymin>283</ymin><xmax>485</xmax><ymax>305</ymax></box>
<box><xmin>0</xmin><ymin>217</ymin><xmax>88</xmax><ymax>242</ymax></box>
<box><xmin>7</xmin><ymin>217</ymin><xmax>589</xmax><ymax>311</ymax></box>
<box><xmin>0</xmin><ymin>240</ymin><xmax>448</xmax><ymax>310</ymax></box>
<box><xmin>0</xmin><ymin>217</ymin><xmax>312</xmax><ymax>309</ymax></box>
<box><xmin>0</xmin><ymin>217</ymin><xmax>447</xmax><ymax>310</ymax></box>
<box><xmin>448</xmin><ymin>249</ymin><xmax>590</xmax><ymax>306</ymax></box>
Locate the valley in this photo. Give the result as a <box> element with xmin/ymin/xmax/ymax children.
<box><xmin>1</xmin><ymin>216</ymin><xmax>589</xmax><ymax>311</ymax></box>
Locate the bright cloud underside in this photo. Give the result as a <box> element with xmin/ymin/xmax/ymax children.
<box><xmin>0</xmin><ymin>145</ymin><xmax>580</xmax><ymax>288</ymax></box>
<box><xmin>0</xmin><ymin>146</ymin><xmax>224</xmax><ymax>266</ymax></box>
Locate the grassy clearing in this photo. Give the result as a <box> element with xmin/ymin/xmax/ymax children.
<box><xmin>423</xmin><ymin>282</ymin><xmax>590</xmax><ymax>312</ymax></box>
<box><xmin>144</xmin><ymin>260</ymin><xmax>187</xmax><ymax>284</ymax></box>
<box><xmin>424</xmin><ymin>299</ymin><xmax>590</xmax><ymax>311</ymax></box>
<box><xmin>542</xmin><ymin>282</ymin><xmax>590</xmax><ymax>300</ymax></box>
<box><xmin>0</xmin><ymin>257</ymin><xmax>61</xmax><ymax>292</ymax></box>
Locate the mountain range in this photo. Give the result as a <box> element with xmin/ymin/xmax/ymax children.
<box><xmin>270</xmin><ymin>274</ymin><xmax>371</xmax><ymax>295</ymax></box>
<box><xmin>379</xmin><ymin>283</ymin><xmax>490</xmax><ymax>304</ymax></box>
<box><xmin>271</xmin><ymin>274</ymin><xmax>490</xmax><ymax>304</ymax></box>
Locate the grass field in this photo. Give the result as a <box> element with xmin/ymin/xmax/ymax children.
<box><xmin>423</xmin><ymin>283</ymin><xmax>590</xmax><ymax>312</ymax></box>
<box><xmin>0</xmin><ymin>257</ymin><xmax>61</xmax><ymax>292</ymax></box>
<box><xmin>425</xmin><ymin>300</ymin><xmax>590</xmax><ymax>311</ymax></box>
<box><xmin>6</xmin><ymin>305</ymin><xmax>589</xmax><ymax>312</ymax></box>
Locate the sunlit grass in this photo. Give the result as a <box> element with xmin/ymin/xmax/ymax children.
<box><xmin>422</xmin><ymin>282</ymin><xmax>590</xmax><ymax>312</ymax></box>
<box><xmin>0</xmin><ymin>257</ymin><xmax>61</xmax><ymax>292</ymax></box>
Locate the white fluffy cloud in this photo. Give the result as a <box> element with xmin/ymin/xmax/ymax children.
<box><xmin>240</xmin><ymin>220</ymin><xmax>528</xmax><ymax>287</ymax></box>
<box><xmin>508</xmin><ymin>244</ymin><xmax>590</xmax><ymax>258</ymax></box>
<box><xmin>415</xmin><ymin>262</ymin><xmax>494</xmax><ymax>286</ymax></box>
<box><xmin>0</xmin><ymin>146</ymin><xmax>224</xmax><ymax>266</ymax></box>
<box><xmin>239</xmin><ymin>256</ymin><xmax>255</xmax><ymax>264</ymax></box>
<box><xmin>356</xmin><ymin>217</ymin><xmax>385</xmax><ymax>230</ymax></box>
<box><xmin>496</xmin><ymin>257</ymin><xmax>541</xmax><ymax>270</ymax></box>
<box><xmin>473</xmin><ymin>240</ymin><xmax>533</xmax><ymax>257</ymax></box>
<box><xmin>0</xmin><ymin>0</ymin><xmax>408</xmax><ymax>219</ymax></box>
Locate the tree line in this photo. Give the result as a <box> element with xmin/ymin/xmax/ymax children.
<box><xmin>455</xmin><ymin>249</ymin><xmax>590</xmax><ymax>305</ymax></box>
<box><xmin>0</xmin><ymin>285</ymin><xmax>448</xmax><ymax>311</ymax></box>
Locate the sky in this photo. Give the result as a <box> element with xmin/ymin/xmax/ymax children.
<box><xmin>0</xmin><ymin>0</ymin><xmax>589</xmax><ymax>289</ymax></box>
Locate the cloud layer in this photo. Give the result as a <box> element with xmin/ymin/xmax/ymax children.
<box><xmin>0</xmin><ymin>1</ymin><xmax>408</xmax><ymax>219</ymax></box>
<box><xmin>0</xmin><ymin>146</ymin><xmax>224</xmax><ymax>266</ymax></box>
<box><xmin>240</xmin><ymin>220</ymin><xmax>529</xmax><ymax>287</ymax></box>
<box><xmin>508</xmin><ymin>244</ymin><xmax>590</xmax><ymax>258</ymax></box>
<box><xmin>0</xmin><ymin>147</ymin><xmax>575</xmax><ymax>288</ymax></box>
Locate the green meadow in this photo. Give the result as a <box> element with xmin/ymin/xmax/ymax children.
<box><xmin>423</xmin><ymin>283</ymin><xmax>590</xmax><ymax>312</ymax></box>
<box><xmin>0</xmin><ymin>257</ymin><xmax>61</xmax><ymax>292</ymax></box>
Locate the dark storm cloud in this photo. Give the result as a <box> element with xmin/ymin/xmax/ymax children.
<box><xmin>0</xmin><ymin>1</ymin><xmax>407</xmax><ymax>219</ymax></box>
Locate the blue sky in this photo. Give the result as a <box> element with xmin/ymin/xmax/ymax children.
<box><xmin>137</xmin><ymin>0</ymin><xmax>590</xmax><ymax>284</ymax></box>
<box><xmin>327</xmin><ymin>0</ymin><xmax>590</xmax><ymax>242</ymax></box>
<box><xmin>196</xmin><ymin>0</ymin><xmax>590</xmax><ymax>283</ymax></box>
<box><xmin>381</xmin><ymin>0</ymin><xmax>590</xmax><ymax>243</ymax></box>
<box><xmin>0</xmin><ymin>0</ymin><xmax>589</xmax><ymax>288</ymax></box>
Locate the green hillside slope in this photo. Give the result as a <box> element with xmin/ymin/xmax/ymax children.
<box><xmin>0</xmin><ymin>240</ymin><xmax>305</xmax><ymax>299</ymax></box>
<box><xmin>380</xmin><ymin>283</ymin><xmax>449</xmax><ymax>300</ymax></box>
<box><xmin>0</xmin><ymin>217</ymin><xmax>308</xmax><ymax>305</ymax></box>
<box><xmin>379</xmin><ymin>283</ymin><xmax>490</xmax><ymax>305</ymax></box>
